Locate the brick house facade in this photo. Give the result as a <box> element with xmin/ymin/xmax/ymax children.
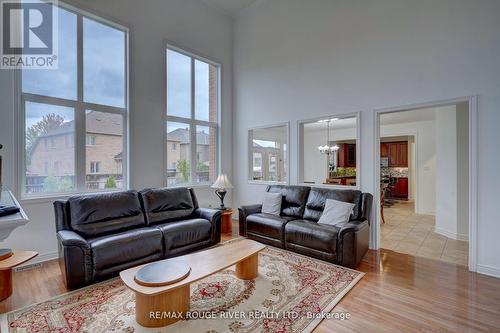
<box><xmin>27</xmin><ymin>111</ymin><xmax>124</xmax><ymax>193</ymax></box>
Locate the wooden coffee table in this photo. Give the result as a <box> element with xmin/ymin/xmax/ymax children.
<box><xmin>120</xmin><ymin>239</ymin><xmax>266</xmax><ymax>328</ymax></box>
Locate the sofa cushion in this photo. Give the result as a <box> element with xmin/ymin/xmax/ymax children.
<box><xmin>156</xmin><ymin>218</ymin><xmax>212</xmax><ymax>250</ymax></box>
<box><xmin>89</xmin><ymin>227</ymin><xmax>163</xmax><ymax>278</ymax></box>
<box><xmin>68</xmin><ymin>190</ymin><xmax>145</xmax><ymax>238</ymax></box>
<box><xmin>246</xmin><ymin>213</ymin><xmax>295</xmax><ymax>239</ymax></box>
<box><xmin>285</xmin><ymin>220</ymin><xmax>339</xmax><ymax>254</ymax></box>
<box><xmin>139</xmin><ymin>187</ymin><xmax>196</xmax><ymax>225</ymax></box>
<box><xmin>303</xmin><ymin>188</ymin><xmax>363</xmax><ymax>222</ymax></box>
<box><xmin>266</xmin><ymin>185</ymin><xmax>310</xmax><ymax>218</ymax></box>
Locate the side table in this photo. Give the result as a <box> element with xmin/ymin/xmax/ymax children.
<box><xmin>0</xmin><ymin>251</ymin><xmax>38</xmax><ymax>301</ymax></box>
<box><xmin>220</xmin><ymin>208</ymin><xmax>233</xmax><ymax>234</ymax></box>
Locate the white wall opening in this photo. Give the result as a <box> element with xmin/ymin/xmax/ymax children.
<box><xmin>373</xmin><ymin>96</ymin><xmax>478</xmax><ymax>272</ymax></box>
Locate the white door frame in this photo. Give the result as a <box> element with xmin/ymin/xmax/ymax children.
<box><xmin>372</xmin><ymin>96</ymin><xmax>478</xmax><ymax>272</ymax></box>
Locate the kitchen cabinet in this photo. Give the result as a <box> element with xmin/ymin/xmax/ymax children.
<box><xmin>338</xmin><ymin>144</ymin><xmax>356</xmax><ymax>167</ymax></box>
<box><xmin>381</xmin><ymin>141</ymin><xmax>408</xmax><ymax>167</ymax></box>
<box><xmin>381</xmin><ymin>143</ymin><xmax>389</xmax><ymax>157</ymax></box>
<box><xmin>391</xmin><ymin>177</ymin><xmax>409</xmax><ymax>198</ymax></box>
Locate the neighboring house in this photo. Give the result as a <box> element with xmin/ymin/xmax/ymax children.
<box><xmin>27</xmin><ymin>111</ymin><xmax>123</xmax><ymax>193</ymax></box>
<box><xmin>252</xmin><ymin>141</ymin><xmax>284</xmax><ymax>182</ymax></box>
<box><xmin>166</xmin><ymin>128</ymin><xmax>215</xmax><ymax>184</ymax></box>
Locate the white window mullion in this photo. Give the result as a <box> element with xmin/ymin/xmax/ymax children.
<box><xmin>190</xmin><ymin>58</ymin><xmax>197</xmax><ymax>183</ymax></box>
<box><xmin>75</xmin><ymin>14</ymin><xmax>86</xmax><ymax>192</ymax></box>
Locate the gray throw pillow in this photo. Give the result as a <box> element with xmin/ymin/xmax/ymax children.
<box><xmin>318</xmin><ymin>198</ymin><xmax>355</xmax><ymax>226</ymax></box>
<box><xmin>261</xmin><ymin>192</ymin><xmax>282</xmax><ymax>216</ymax></box>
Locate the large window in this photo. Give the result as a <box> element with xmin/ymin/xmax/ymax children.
<box><xmin>165</xmin><ymin>47</ymin><xmax>219</xmax><ymax>186</ymax></box>
<box><xmin>21</xmin><ymin>4</ymin><xmax>128</xmax><ymax>197</ymax></box>
<box><xmin>248</xmin><ymin>124</ymin><xmax>288</xmax><ymax>183</ymax></box>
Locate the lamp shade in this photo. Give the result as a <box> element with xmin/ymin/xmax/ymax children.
<box><xmin>211</xmin><ymin>174</ymin><xmax>233</xmax><ymax>189</ymax></box>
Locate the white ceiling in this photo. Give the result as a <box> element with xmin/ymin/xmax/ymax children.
<box><xmin>380</xmin><ymin>107</ymin><xmax>436</xmax><ymax>125</ymax></box>
<box><xmin>201</xmin><ymin>0</ymin><xmax>258</xmax><ymax>16</ymax></box>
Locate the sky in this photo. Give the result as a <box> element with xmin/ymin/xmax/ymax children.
<box><xmin>167</xmin><ymin>49</ymin><xmax>210</xmax><ymax>122</ymax></box>
<box><xmin>24</xmin><ymin>5</ymin><xmax>210</xmax><ymax>133</ymax></box>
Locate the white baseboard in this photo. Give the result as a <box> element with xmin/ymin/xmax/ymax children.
<box><xmin>477</xmin><ymin>264</ymin><xmax>500</xmax><ymax>279</ymax></box>
<box><xmin>18</xmin><ymin>251</ymin><xmax>58</xmax><ymax>268</ymax></box>
<box><xmin>434</xmin><ymin>227</ymin><xmax>469</xmax><ymax>241</ymax></box>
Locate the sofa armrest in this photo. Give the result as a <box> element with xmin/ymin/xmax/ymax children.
<box><xmin>58</xmin><ymin>230</ymin><xmax>89</xmax><ymax>247</ymax></box>
<box><xmin>54</xmin><ymin>200</ymin><xmax>70</xmax><ymax>231</ymax></box>
<box><xmin>336</xmin><ymin>219</ymin><xmax>370</xmax><ymax>268</ymax></box>
<box><xmin>194</xmin><ymin>208</ymin><xmax>222</xmax><ymax>244</ymax></box>
<box><xmin>57</xmin><ymin>230</ymin><xmax>92</xmax><ymax>289</ymax></box>
<box><xmin>238</xmin><ymin>204</ymin><xmax>262</xmax><ymax>236</ymax></box>
<box><xmin>337</xmin><ymin>219</ymin><xmax>369</xmax><ymax>239</ymax></box>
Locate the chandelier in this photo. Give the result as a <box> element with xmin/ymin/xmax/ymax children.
<box><xmin>317</xmin><ymin>119</ymin><xmax>339</xmax><ymax>155</ymax></box>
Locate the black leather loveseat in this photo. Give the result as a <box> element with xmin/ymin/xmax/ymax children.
<box><xmin>239</xmin><ymin>185</ymin><xmax>372</xmax><ymax>268</ymax></box>
<box><xmin>54</xmin><ymin>187</ymin><xmax>221</xmax><ymax>289</ymax></box>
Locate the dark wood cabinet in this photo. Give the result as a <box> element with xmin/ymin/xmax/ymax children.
<box><xmin>381</xmin><ymin>141</ymin><xmax>408</xmax><ymax>167</ymax></box>
<box><xmin>337</xmin><ymin>143</ymin><xmax>356</xmax><ymax>167</ymax></box>
<box><xmin>391</xmin><ymin>177</ymin><xmax>409</xmax><ymax>198</ymax></box>
<box><xmin>381</xmin><ymin>143</ymin><xmax>389</xmax><ymax>157</ymax></box>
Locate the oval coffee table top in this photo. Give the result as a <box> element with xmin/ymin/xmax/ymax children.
<box><xmin>134</xmin><ymin>259</ymin><xmax>191</xmax><ymax>287</ymax></box>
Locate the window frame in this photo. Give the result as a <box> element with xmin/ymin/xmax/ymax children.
<box><xmin>247</xmin><ymin>122</ymin><xmax>290</xmax><ymax>185</ymax></box>
<box><xmin>16</xmin><ymin>1</ymin><xmax>130</xmax><ymax>200</ymax></box>
<box><xmin>297</xmin><ymin>112</ymin><xmax>361</xmax><ymax>189</ymax></box>
<box><xmin>89</xmin><ymin>161</ymin><xmax>101</xmax><ymax>174</ymax></box>
<box><xmin>164</xmin><ymin>43</ymin><xmax>221</xmax><ymax>187</ymax></box>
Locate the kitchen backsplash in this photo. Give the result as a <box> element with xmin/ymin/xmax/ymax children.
<box><xmin>381</xmin><ymin>167</ymin><xmax>409</xmax><ymax>178</ymax></box>
<box><xmin>330</xmin><ymin>167</ymin><xmax>356</xmax><ymax>177</ymax></box>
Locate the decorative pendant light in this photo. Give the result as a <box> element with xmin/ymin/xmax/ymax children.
<box><xmin>317</xmin><ymin>119</ymin><xmax>339</xmax><ymax>155</ymax></box>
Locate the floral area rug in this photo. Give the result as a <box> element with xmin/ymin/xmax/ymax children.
<box><xmin>1</xmin><ymin>241</ymin><xmax>363</xmax><ymax>333</ymax></box>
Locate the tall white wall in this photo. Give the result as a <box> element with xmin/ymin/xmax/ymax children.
<box><xmin>0</xmin><ymin>0</ymin><xmax>233</xmax><ymax>263</ymax></box>
<box><xmin>435</xmin><ymin>106</ymin><xmax>459</xmax><ymax>238</ymax></box>
<box><xmin>456</xmin><ymin>103</ymin><xmax>469</xmax><ymax>238</ymax></box>
<box><xmin>233</xmin><ymin>0</ymin><xmax>500</xmax><ymax>277</ymax></box>
<box><xmin>435</xmin><ymin>104</ymin><xmax>470</xmax><ymax>240</ymax></box>
<box><xmin>380</xmin><ymin>120</ymin><xmax>436</xmax><ymax>215</ymax></box>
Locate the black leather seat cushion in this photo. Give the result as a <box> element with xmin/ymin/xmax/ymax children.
<box><xmin>89</xmin><ymin>227</ymin><xmax>163</xmax><ymax>278</ymax></box>
<box><xmin>303</xmin><ymin>188</ymin><xmax>363</xmax><ymax>222</ymax></box>
<box><xmin>156</xmin><ymin>218</ymin><xmax>212</xmax><ymax>250</ymax></box>
<box><xmin>285</xmin><ymin>220</ymin><xmax>339</xmax><ymax>254</ymax></box>
<box><xmin>68</xmin><ymin>190</ymin><xmax>145</xmax><ymax>238</ymax></box>
<box><xmin>246</xmin><ymin>213</ymin><xmax>295</xmax><ymax>239</ymax></box>
<box><xmin>139</xmin><ymin>187</ymin><xmax>196</xmax><ymax>225</ymax></box>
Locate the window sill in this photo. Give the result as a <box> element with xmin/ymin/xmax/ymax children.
<box><xmin>167</xmin><ymin>184</ymin><xmax>216</xmax><ymax>190</ymax></box>
<box><xmin>298</xmin><ymin>182</ymin><xmax>360</xmax><ymax>190</ymax></box>
<box><xmin>247</xmin><ymin>180</ymin><xmax>288</xmax><ymax>186</ymax></box>
<box><xmin>20</xmin><ymin>189</ymin><xmax>125</xmax><ymax>205</ymax></box>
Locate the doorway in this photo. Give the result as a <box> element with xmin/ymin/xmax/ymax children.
<box><xmin>374</xmin><ymin>97</ymin><xmax>477</xmax><ymax>271</ymax></box>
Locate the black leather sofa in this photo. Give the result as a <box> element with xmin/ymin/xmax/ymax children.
<box><xmin>54</xmin><ymin>187</ymin><xmax>222</xmax><ymax>289</ymax></box>
<box><xmin>239</xmin><ymin>185</ymin><xmax>372</xmax><ymax>268</ymax></box>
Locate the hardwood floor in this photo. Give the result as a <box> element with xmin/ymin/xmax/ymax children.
<box><xmin>1</xmin><ymin>221</ymin><xmax>500</xmax><ymax>333</ymax></box>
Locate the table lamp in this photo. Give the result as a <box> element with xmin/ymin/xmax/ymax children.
<box><xmin>211</xmin><ymin>174</ymin><xmax>233</xmax><ymax>210</ymax></box>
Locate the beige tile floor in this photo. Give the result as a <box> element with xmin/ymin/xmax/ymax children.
<box><xmin>381</xmin><ymin>201</ymin><xmax>468</xmax><ymax>266</ymax></box>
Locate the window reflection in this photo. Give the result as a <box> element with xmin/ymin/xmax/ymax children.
<box><xmin>249</xmin><ymin>125</ymin><xmax>288</xmax><ymax>183</ymax></box>
<box><xmin>300</xmin><ymin>116</ymin><xmax>358</xmax><ymax>187</ymax></box>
